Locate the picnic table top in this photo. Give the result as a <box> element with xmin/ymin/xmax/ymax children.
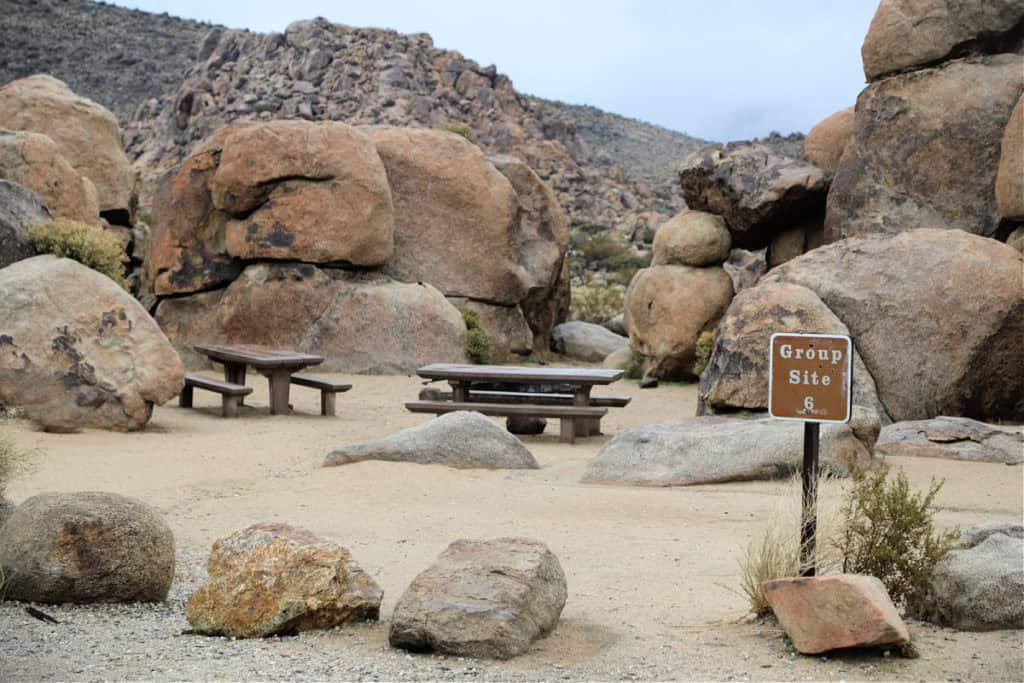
<box><xmin>416</xmin><ymin>363</ymin><xmax>624</xmax><ymax>385</ymax></box>
<box><xmin>194</xmin><ymin>344</ymin><xmax>324</xmax><ymax>369</ymax></box>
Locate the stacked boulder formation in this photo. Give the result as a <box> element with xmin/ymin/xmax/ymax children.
<box><xmin>624</xmin><ymin>210</ymin><xmax>734</xmax><ymax>379</ymax></box>
<box><xmin>148</xmin><ymin>120</ymin><xmax>569</xmax><ymax>371</ymax></box>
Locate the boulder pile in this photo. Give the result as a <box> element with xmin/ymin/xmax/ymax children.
<box><xmin>148</xmin><ymin>120</ymin><xmax>570</xmax><ymax>370</ymax></box>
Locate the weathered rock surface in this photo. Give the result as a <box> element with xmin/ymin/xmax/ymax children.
<box><xmin>826</xmin><ymin>55</ymin><xmax>1023</xmax><ymax>242</ymax></box>
<box><xmin>914</xmin><ymin>525</ymin><xmax>1024</xmax><ymax>631</ymax></box>
<box><xmin>550</xmin><ymin>320</ymin><xmax>629</xmax><ymax>362</ymax></box>
<box><xmin>1008</xmin><ymin>226</ymin><xmax>1024</xmax><ymax>252</ymax></box>
<box><xmin>154</xmin><ymin>263</ymin><xmax>466</xmax><ymax>373</ymax></box>
<box><xmin>186</xmin><ymin>523</ymin><xmax>382</xmax><ymax>638</ymax></box>
<box><xmin>876</xmin><ymin>417</ymin><xmax>1023</xmax><ymax>464</ymax></box>
<box><xmin>324</xmin><ymin>411</ymin><xmax>538</xmax><ymax>470</ymax></box>
<box><xmin>389</xmin><ymin>538</ymin><xmax>567</xmax><ymax>658</ymax></box>
<box><xmin>697</xmin><ymin>281</ymin><xmax>888</xmax><ymax>422</ymax></box>
<box><xmin>678</xmin><ymin>142</ymin><xmax>829</xmax><ymax>249</ymax></box>
<box><xmin>861</xmin><ymin>0</ymin><xmax>1024</xmax><ymax>81</ymax></box>
<box><xmin>722</xmin><ymin>247</ymin><xmax>766</xmax><ymax>293</ymax></box>
<box><xmin>765</xmin><ymin>230</ymin><xmax>1024</xmax><ymax>422</ymax></box>
<box><xmin>0</xmin><ymin>75</ymin><xmax>134</xmax><ymax>216</ymax></box>
<box><xmin>624</xmin><ymin>265</ymin><xmax>734</xmax><ymax>380</ymax></box>
<box><xmin>764</xmin><ymin>575</ymin><xmax>910</xmax><ymax>654</ymax></box>
<box><xmin>651</xmin><ymin>209</ymin><xmax>731</xmax><ymax>267</ymax></box>
<box><xmin>582</xmin><ymin>417</ymin><xmax>870</xmax><ymax>486</ymax></box>
<box><xmin>803</xmin><ymin>106</ymin><xmax>854</xmax><ymax>172</ymax></box>
<box><xmin>0</xmin><ymin>491</ymin><xmax>174</xmax><ymax>604</ymax></box>
<box><xmin>448</xmin><ymin>298</ymin><xmax>532</xmax><ymax>362</ymax></box>
<box><xmin>0</xmin><ymin>129</ymin><xmax>100</xmax><ymax>224</ymax></box>
<box><xmin>996</xmin><ymin>94</ymin><xmax>1024</xmax><ymax>220</ymax></box>
<box><xmin>145</xmin><ymin>120</ymin><xmax>394</xmax><ymax>295</ymax></box>
<box><xmin>367</xmin><ymin>127</ymin><xmax>526</xmax><ymax>304</ymax></box>
<box><xmin>0</xmin><ymin>179</ymin><xmax>48</xmax><ymax>269</ymax></box>
<box><xmin>0</xmin><ymin>256</ymin><xmax>184</xmax><ymax>432</ymax></box>
<box><xmin>601</xmin><ymin>313</ymin><xmax>627</xmax><ymax>336</ymax></box>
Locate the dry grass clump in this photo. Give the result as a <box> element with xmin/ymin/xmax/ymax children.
<box><xmin>26</xmin><ymin>218</ymin><xmax>128</xmax><ymax>288</ymax></box>
<box><xmin>571</xmin><ymin>277</ymin><xmax>624</xmax><ymax>324</ymax></box>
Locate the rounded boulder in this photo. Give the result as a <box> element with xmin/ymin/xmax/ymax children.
<box><xmin>651</xmin><ymin>210</ymin><xmax>731</xmax><ymax>267</ymax></box>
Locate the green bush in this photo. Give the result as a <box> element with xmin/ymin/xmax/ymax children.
<box><xmin>434</xmin><ymin>122</ymin><xmax>472</xmax><ymax>140</ymax></box>
<box><xmin>26</xmin><ymin>219</ymin><xmax>128</xmax><ymax>289</ymax></box>
<box><xmin>833</xmin><ymin>464</ymin><xmax>959</xmax><ymax>610</ymax></box>
<box><xmin>569</xmin><ymin>230</ymin><xmax>648</xmax><ymax>285</ymax></box>
<box><xmin>571</xmin><ymin>278</ymin><xmax>624</xmax><ymax>323</ymax></box>
<box><xmin>692</xmin><ymin>330</ymin><xmax>715</xmax><ymax>376</ymax></box>
<box><xmin>459</xmin><ymin>306</ymin><xmax>492</xmax><ymax>365</ymax></box>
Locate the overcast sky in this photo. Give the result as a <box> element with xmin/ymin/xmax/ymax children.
<box><xmin>114</xmin><ymin>1</ymin><xmax>879</xmax><ymax>141</ymax></box>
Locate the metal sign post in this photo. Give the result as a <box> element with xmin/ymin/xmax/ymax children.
<box><xmin>769</xmin><ymin>333</ymin><xmax>853</xmax><ymax>576</ymax></box>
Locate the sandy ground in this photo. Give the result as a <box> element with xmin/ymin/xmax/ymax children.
<box><xmin>1</xmin><ymin>372</ymin><xmax>1022</xmax><ymax>681</ymax></box>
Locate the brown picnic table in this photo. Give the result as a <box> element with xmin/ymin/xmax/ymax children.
<box><xmin>409</xmin><ymin>363</ymin><xmax>628</xmax><ymax>443</ymax></box>
<box><xmin>193</xmin><ymin>344</ymin><xmax>325</xmax><ymax>415</ymax></box>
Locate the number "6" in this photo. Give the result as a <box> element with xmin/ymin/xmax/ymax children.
<box><xmin>803</xmin><ymin>396</ymin><xmax>815</xmax><ymax>412</ymax></box>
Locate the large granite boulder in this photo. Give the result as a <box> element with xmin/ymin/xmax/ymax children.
<box><xmin>624</xmin><ymin>265</ymin><xmax>734</xmax><ymax>380</ymax></box>
<box><xmin>0</xmin><ymin>492</ymin><xmax>174</xmax><ymax>604</ymax></box>
<box><xmin>913</xmin><ymin>524</ymin><xmax>1024</xmax><ymax>631</ymax></box>
<box><xmin>678</xmin><ymin>142</ymin><xmax>829</xmax><ymax>249</ymax></box>
<box><xmin>550</xmin><ymin>320</ymin><xmax>629</xmax><ymax>362</ymax></box>
<box><xmin>0</xmin><ymin>129</ymin><xmax>100</xmax><ymax>225</ymax></box>
<box><xmin>0</xmin><ymin>179</ymin><xmax>48</xmax><ymax>269</ymax></box>
<box><xmin>764</xmin><ymin>575</ymin><xmax>910</xmax><ymax>654</ymax></box>
<box><xmin>861</xmin><ymin>0</ymin><xmax>1024</xmax><ymax>81</ymax></box>
<box><xmin>367</xmin><ymin>127</ymin><xmax>527</xmax><ymax>304</ymax></box>
<box><xmin>876</xmin><ymin>417</ymin><xmax>1023</xmax><ymax>464</ymax></box>
<box><xmin>186</xmin><ymin>523</ymin><xmax>382</xmax><ymax>638</ymax></box>
<box><xmin>389</xmin><ymin>538</ymin><xmax>567</xmax><ymax>659</ymax></box>
<box><xmin>582</xmin><ymin>417</ymin><xmax>870</xmax><ymax>486</ymax></box>
<box><xmin>825</xmin><ymin>55</ymin><xmax>1023</xmax><ymax>242</ymax></box>
<box><xmin>154</xmin><ymin>263</ymin><xmax>466</xmax><ymax>373</ymax></box>
<box><xmin>697</xmin><ymin>281</ymin><xmax>887</xmax><ymax>421</ymax></box>
<box><xmin>0</xmin><ymin>256</ymin><xmax>184</xmax><ymax>432</ymax></box>
<box><xmin>489</xmin><ymin>155</ymin><xmax>570</xmax><ymax>347</ymax></box>
<box><xmin>0</xmin><ymin>75</ymin><xmax>134</xmax><ymax>218</ymax></box>
<box><xmin>145</xmin><ymin>120</ymin><xmax>395</xmax><ymax>296</ymax></box>
<box><xmin>324</xmin><ymin>411</ymin><xmax>539</xmax><ymax>470</ymax></box>
<box><xmin>996</xmin><ymin>94</ymin><xmax>1024</xmax><ymax>221</ymax></box>
<box><xmin>764</xmin><ymin>230</ymin><xmax>1024</xmax><ymax>422</ymax></box>
<box><xmin>803</xmin><ymin>106</ymin><xmax>855</xmax><ymax>173</ymax></box>
<box><xmin>651</xmin><ymin>209</ymin><xmax>731</xmax><ymax>267</ymax></box>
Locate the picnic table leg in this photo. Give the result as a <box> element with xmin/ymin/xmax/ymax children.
<box><xmin>266</xmin><ymin>368</ymin><xmax>293</xmax><ymax>415</ymax></box>
<box><xmin>573</xmin><ymin>386</ymin><xmax>594</xmax><ymax>437</ymax></box>
<box><xmin>450</xmin><ymin>380</ymin><xmax>469</xmax><ymax>402</ymax></box>
<box><xmin>223</xmin><ymin>362</ymin><xmax>247</xmax><ymax>405</ymax></box>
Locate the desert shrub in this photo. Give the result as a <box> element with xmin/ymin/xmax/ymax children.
<box><xmin>0</xmin><ymin>430</ymin><xmax>29</xmax><ymax>501</ymax></box>
<box><xmin>833</xmin><ymin>464</ymin><xmax>959</xmax><ymax>610</ymax></box>
<box><xmin>459</xmin><ymin>306</ymin><xmax>491</xmax><ymax>365</ymax></box>
<box><xmin>569</xmin><ymin>230</ymin><xmax>648</xmax><ymax>285</ymax></box>
<box><xmin>571</xmin><ymin>277</ymin><xmax>624</xmax><ymax>323</ymax></box>
<box><xmin>624</xmin><ymin>345</ymin><xmax>644</xmax><ymax>380</ymax></box>
<box><xmin>692</xmin><ymin>330</ymin><xmax>715</xmax><ymax>376</ymax></box>
<box><xmin>25</xmin><ymin>219</ymin><xmax>128</xmax><ymax>289</ymax></box>
<box><xmin>435</xmin><ymin>122</ymin><xmax>472</xmax><ymax>140</ymax></box>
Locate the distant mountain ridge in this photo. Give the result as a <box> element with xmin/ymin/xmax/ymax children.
<box><xmin>0</xmin><ymin>0</ymin><xmax>709</xmax><ymax>239</ymax></box>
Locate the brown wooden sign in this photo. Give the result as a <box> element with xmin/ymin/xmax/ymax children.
<box><xmin>769</xmin><ymin>333</ymin><xmax>852</xmax><ymax>423</ymax></box>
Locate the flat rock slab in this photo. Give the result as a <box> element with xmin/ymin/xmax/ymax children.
<box><xmin>324</xmin><ymin>411</ymin><xmax>538</xmax><ymax>470</ymax></box>
<box><xmin>186</xmin><ymin>523</ymin><xmax>382</xmax><ymax>638</ymax></box>
<box><xmin>389</xmin><ymin>537</ymin><xmax>567</xmax><ymax>659</ymax></box>
<box><xmin>550</xmin><ymin>320</ymin><xmax>628</xmax><ymax>362</ymax></box>
<box><xmin>876</xmin><ymin>416</ymin><xmax>1023</xmax><ymax>464</ymax></box>
<box><xmin>764</xmin><ymin>574</ymin><xmax>910</xmax><ymax>654</ymax></box>
<box><xmin>582</xmin><ymin>416</ymin><xmax>870</xmax><ymax>486</ymax></box>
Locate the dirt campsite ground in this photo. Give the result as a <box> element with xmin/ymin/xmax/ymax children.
<box><xmin>1</xmin><ymin>372</ymin><xmax>1021</xmax><ymax>681</ymax></box>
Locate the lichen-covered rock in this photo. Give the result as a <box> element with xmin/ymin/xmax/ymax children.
<box><xmin>324</xmin><ymin>411</ymin><xmax>538</xmax><ymax>469</ymax></box>
<box><xmin>186</xmin><ymin>523</ymin><xmax>382</xmax><ymax>638</ymax></box>
<box><xmin>651</xmin><ymin>209</ymin><xmax>731</xmax><ymax>266</ymax></box>
<box><xmin>803</xmin><ymin>106</ymin><xmax>854</xmax><ymax>172</ymax></box>
<box><xmin>0</xmin><ymin>75</ymin><xmax>135</xmax><ymax>217</ymax></box>
<box><xmin>389</xmin><ymin>538</ymin><xmax>567</xmax><ymax>659</ymax></box>
<box><xmin>582</xmin><ymin>417</ymin><xmax>870</xmax><ymax>486</ymax></box>
<box><xmin>625</xmin><ymin>265</ymin><xmax>733</xmax><ymax>380</ymax></box>
<box><xmin>0</xmin><ymin>256</ymin><xmax>184</xmax><ymax>432</ymax></box>
<box><xmin>678</xmin><ymin>142</ymin><xmax>829</xmax><ymax>249</ymax></box>
<box><xmin>0</xmin><ymin>179</ymin><xmax>49</xmax><ymax>269</ymax></box>
<box><xmin>154</xmin><ymin>263</ymin><xmax>466</xmax><ymax>373</ymax></box>
<box><xmin>0</xmin><ymin>129</ymin><xmax>100</xmax><ymax>224</ymax></box>
<box><xmin>826</xmin><ymin>55</ymin><xmax>1023</xmax><ymax>242</ymax></box>
<box><xmin>861</xmin><ymin>0</ymin><xmax>1024</xmax><ymax>81</ymax></box>
<box><xmin>0</xmin><ymin>491</ymin><xmax>174</xmax><ymax>604</ymax></box>
<box><xmin>996</xmin><ymin>94</ymin><xmax>1024</xmax><ymax>221</ymax></box>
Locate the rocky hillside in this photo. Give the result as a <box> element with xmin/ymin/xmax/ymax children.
<box><xmin>0</xmin><ymin>0</ymin><xmax>706</xmax><ymax>245</ymax></box>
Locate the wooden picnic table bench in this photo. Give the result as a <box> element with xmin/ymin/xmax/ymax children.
<box><xmin>191</xmin><ymin>344</ymin><xmax>325</xmax><ymax>416</ymax></box>
<box><xmin>412</xmin><ymin>363</ymin><xmax>627</xmax><ymax>442</ymax></box>
<box><xmin>180</xmin><ymin>374</ymin><xmax>252</xmax><ymax>418</ymax></box>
